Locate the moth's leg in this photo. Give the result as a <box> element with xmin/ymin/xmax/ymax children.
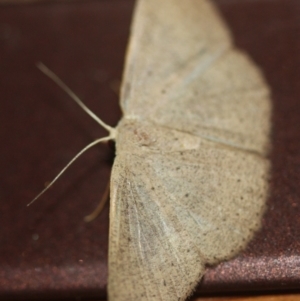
<box><xmin>84</xmin><ymin>181</ymin><xmax>110</xmax><ymax>222</ymax></box>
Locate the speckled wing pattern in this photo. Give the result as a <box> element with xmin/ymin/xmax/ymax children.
<box><xmin>108</xmin><ymin>0</ymin><xmax>271</xmax><ymax>300</ymax></box>
<box><xmin>120</xmin><ymin>0</ymin><xmax>270</xmax><ymax>154</ymax></box>
<box><xmin>108</xmin><ymin>152</ymin><xmax>206</xmax><ymax>301</ymax></box>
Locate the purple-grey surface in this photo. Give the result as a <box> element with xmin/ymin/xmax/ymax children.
<box><xmin>0</xmin><ymin>0</ymin><xmax>300</xmax><ymax>300</ymax></box>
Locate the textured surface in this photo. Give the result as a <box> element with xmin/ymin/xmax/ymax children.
<box><xmin>194</xmin><ymin>295</ymin><xmax>300</xmax><ymax>301</ymax></box>
<box><xmin>0</xmin><ymin>0</ymin><xmax>300</xmax><ymax>300</ymax></box>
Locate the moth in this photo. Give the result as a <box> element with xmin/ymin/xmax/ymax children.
<box><xmin>33</xmin><ymin>0</ymin><xmax>271</xmax><ymax>300</ymax></box>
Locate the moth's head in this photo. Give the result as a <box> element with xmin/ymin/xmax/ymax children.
<box><xmin>115</xmin><ymin>119</ymin><xmax>157</xmax><ymax>152</ymax></box>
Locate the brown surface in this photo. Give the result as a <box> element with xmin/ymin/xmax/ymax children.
<box><xmin>93</xmin><ymin>294</ymin><xmax>300</xmax><ymax>301</ymax></box>
<box><xmin>0</xmin><ymin>0</ymin><xmax>300</xmax><ymax>300</ymax></box>
<box><xmin>0</xmin><ymin>0</ymin><xmax>77</xmax><ymax>4</ymax></box>
<box><xmin>193</xmin><ymin>295</ymin><xmax>300</xmax><ymax>301</ymax></box>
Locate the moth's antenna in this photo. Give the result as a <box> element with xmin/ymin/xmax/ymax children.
<box><xmin>36</xmin><ymin>62</ymin><xmax>116</xmax><ymax>139</ymax></box>
<box><xmin>28</xmin><ymin>63</ymin><xmax>117</xmax><ymax>206</ymax></box>
<box><xmin>27</xmin><ymin>136</ymin><xmax>110</xmax><ymax>207</ymax></box>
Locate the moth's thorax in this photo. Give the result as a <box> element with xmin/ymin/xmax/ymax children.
<box><xmin>115</xmin><ymin>118</ymin><xmax>201</xmax><ymax>155</ymax></box>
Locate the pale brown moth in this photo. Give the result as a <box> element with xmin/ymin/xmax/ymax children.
<box><xmin>31</xmin><ymin>0</ymin><xmax>271</xmax><ymax>300</ymax></box>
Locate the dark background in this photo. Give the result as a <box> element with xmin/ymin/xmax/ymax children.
<box><xmin>0</xmin><ymin>0</ymin><xmax>299</xmax><ymax>300</ymax></box>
